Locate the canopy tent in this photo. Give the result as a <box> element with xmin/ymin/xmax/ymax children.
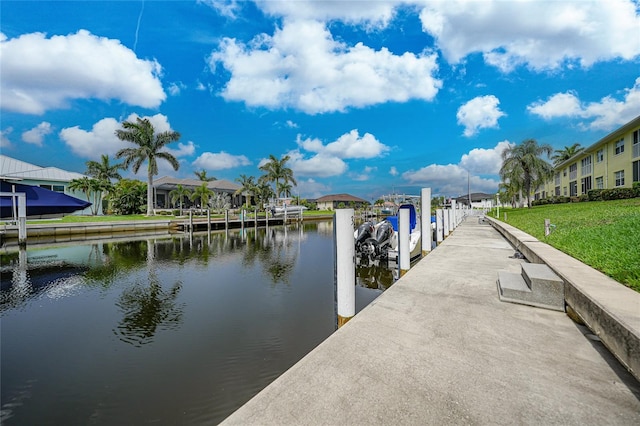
<box><xmin>1</xmin><ymin>180</ymin><xmax>91</xmax><ymax>219</ymax></box>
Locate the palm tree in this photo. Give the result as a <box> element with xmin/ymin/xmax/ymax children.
<box><xmin>69</xmin><ymin>177</ymin><xmax>106</xmax><ymax>215</ymax></box>
<box><xmin>277</xmin><ymin>181</ymin><xmax>293</xmax><ymax>198</ymax></box>
<box><xmin>194</xmin><ymin>169</ymin><xmax>216</xmax><ymax>182</ymax></box>
<box><xmin>259</xmin><ymin>154</ymin><xmax>296</xmax><ymax>198</ymax></box>
<box><xmin>115</xmin><ymin>117</ymin><xmax>181</xmax><ymax>216</ymax></box>
<box><xmin>235</xmin><ymin>174</ymin><xmax>256</xmax><ymax>207</ymax></box>
<box><xmin>551</xmin><ymin>143</ymin><xmax>583</xmax><ymax>166</ymax></box>
<box><xmin>190</xmin><ymin>183</ymin><xmax>214</xmax><ymax>209</ymax></box>
<box><xmin>500</xmin><ymin>139</ymin><xmax>553</xmax><ymax>208</ymax></box>
<box><xmin>253</xmin><ymin>181</ymin><xmax>275</xmax><ymax>212</ymax></box>
<box><xmin>86</xmin><ymin>154</ymin><xmax>124</xmax><ymax>182</ymax></box>
<box><xmin>168</xmin><ymin>184</ymin><xmax>191</xmax><ymax>215</ymax></box>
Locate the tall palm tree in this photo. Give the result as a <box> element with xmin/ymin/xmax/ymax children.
<box><xmin>500</xmin><ymin>139</ymin><xmax>553</xmax><ymax>208</ymax></box>
<box><xmin>115</xmin><ymin>117</ymin><xmax>181</xmax><ymax>216</ymax></box>
<box><xmin>277</xmin><ymin>181</ymin><xmax>293</xmax><ymax>198</ymax></box>
<box><xmin>168</xmin><ymin>184</ymin><xmax>191</xmax><ymax>215</ymax></box>
<box><xmin>86</xmin><ymin>154</ymin><xmax>124</xmax><ymax>183</ymax></box>
<box><xmin>254</xmin><ymin>181</ymin><xmax>275</xmax><ymax>212</ymax></box>
<box><xmin>235</xmin><ymin>174</ymin><xmax>256</xmax><ymax>207</ymax></box>
<box><xmin>190</xmin><ymin>183</ymin><xmax>214</xmax><ymax>209</ymax></box>
<box><xmin>69</xmin><ymin>177</ymin><xmax>106</xmax><ymax>215</ymax></box>
<box><xmin>194</xmin><ymin>169</ymin><xmax>216</xmax><ymax>181</ymax></box>
<box><xmin>259</xmin><ymin>154</ymin><xmax>296</xmax><ymax>198</ymax></box>
<box><xmin>551</xmin><ymin>143</ymin><xmax>583</xmax><ymax>166</ymax></box>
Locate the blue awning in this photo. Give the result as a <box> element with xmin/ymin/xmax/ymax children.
<box><xmin>1</xmin><ymin>180</ymin><xmax>91</xmax><ymax>218</ymax></box>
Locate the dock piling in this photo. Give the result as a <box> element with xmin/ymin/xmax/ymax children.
<box><xmin>334</xmin><ymin>209</ymin><xmax>355</xmax><ymax>328</ymax></box>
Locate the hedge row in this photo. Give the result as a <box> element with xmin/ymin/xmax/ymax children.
<box><xmin>532</xmin><ymin>183</ymin><xmax>640</xmax><ymax>206</ymax></box>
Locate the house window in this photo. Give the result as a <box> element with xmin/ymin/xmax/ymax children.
<box><xmin>40</xmin><ymin>184</ymin><xmax>65</xmax><ymax>193</ymax></box>
<box><xmin>633</xmin><ymin>160</ymin><xmax>640</xmax><ymax>183</ymax></box>
<box><xmin>563</xmin><ymin>186</ymin><xmax>567</xmax><ymax>196</ymax></box>
<box><xmin>555</xmin><ymin>186</ymin><xmax>560</xmax><ymax>196</ymax></box>
<box><xmin>595</xmin><ymin>176</ymin><xmax>604</xmax><ymax>189</ymax></box>
<box><xmin>633</xmin><ymin>130</ymin><xmax>639</xmax><ymax>158</ymax></box>
<box><xmin>596</xmin><ymin>149</ymin><xmax>604</xmax><ymax>163</ymax></box>
<box><xmin>615</xmin><ymin>139</ymin><xmax>625</xmax><ymax>155</ymax></box>
<box><xmin>569</xmin><ymin>163</ymin><xmax>577</xmax><ymax>180</ymax></box>
<box><xmin>570</xmin><ymin>181</ymin><xmax>577</xmax><ymax>197</ymax></box>
<box><xmin>581</xmin><ymin>155</ymin><xmax>591</xmax><ymax>176</ymax></box>
<box><xmin>615</xmin><ymin>170</ymin><xmax>625</xmax><ymax>187</ymax></box>
<box><xmin>554</xmin><ymin>172</ymin><xmax>560</xmax><ymax>185</ymax></box>
<box><xmin>581</xmin><ymin>176</ymin><xmax>592</xmax><ymax>194</ymax></box>
<box><xmin>563</xmin><ymin>168</ymin><xmax>567</xmax><ymax>177</ymax></box>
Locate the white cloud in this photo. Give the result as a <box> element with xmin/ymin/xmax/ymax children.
<box><xmin>389</xmin><ymin>166</ymin><xmax>398</xmax><ymax>176</ymax></box>
<box><xmin>255</xmin><ymin>0</ymin><xmax>400</xmax><ymax>28</ymax></box>
<box><xmin>165</xmin><ymin>141</ymin><xmax>196</xmax><ymax>158</ymax></box>
<box><xmin>419</xmin><ymin>0</ymin><xmax>640</xmax><ymax>72</ymax></box>
<box><xmin>21</xmin><ymin>121</ymin><xmax>52</xmax><ymax>146</ymax></box>
<box><xmin>350</xmin><ymin>166</ymin><xmax>377</xmax><ymax>182</ymax></box>
<box><xmin>209</xmin><ymin>19</ymin><xmax>441</xmax><ymax>114</ymax></box>
<box><xmin>167</xmin><ymin>81</ymin><xmax>187</xmax><ymax>96</ymax></box>
<box><xmin>192</xmin><ymin>151</ymin><xmax>251</xmax><ymax>170</ymax></box>
<box><xmin>287</xmin><ymin>129</ymin><xmax>390</xmax><ymax>178</ymax></box>
<box><xmin>59</xmin><ymin>113</ymin><xmax>178</xmax><ymax>159</ymax></box>
<box><xmin>295</xmin><ymin>178</ymin><xmax>331</xmax><ymax>199</ymax></box>
<box><xmin>199</xmin><ymin>0</ymin><xmax>242</xmax><ymax>19</ymax></box>
<box><xmin>287</xmin><ymin>150</ymin><xmax>348</xmax><ymax>178</ymax></box>
<box><xmin>459</xmin><ymin>141</ymin><xmax>513</xmax><ymax>175</ymax></box>
<box><xmin>1</xmin><ymin>127</ymin><xmax>14</xmax><ymax>149</ymax></box>
<box><xmin>526</xmin><ymin>92</ymin><xmax>582</xmax><ymax>119</ymax></box>
<box><xmin>527</xmin><ymin>77</ymin><xmax>640</xmax><ymax>130</ymax></box>
<box><xmin>457</xmin><ymin>95</ymin><xmax>505</xmax><ymax>137</ymax></box>
<box><xmin>402</xmin><ymin>140</ymin><xmax>509</xmax><ymax>195</ymax></box>
<box><xmin>297</xmin><ymin>130</ymin><xmax>390</xmax><ymax>159</ymax></box>
<box><xmin>0</xmin><ymin>30</ymin><xmax>165</xmax><ymax>114</ymax></box>
<box><xmin>285</xmin><ymin>120</ymin><xmax>298</xmax><ymax>129</ymax></box>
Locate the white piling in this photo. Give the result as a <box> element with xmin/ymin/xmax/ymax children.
<box><xmin>545</xmin><ymin>219</ymin><xmax>551</xmax><ymax>237</ymax></box>
<box><xmin>398</xmin><ymin>207</ymin><xmax>411</xmax><ymax>276</ymax></box>
<box><xmin>443</xmin><ymin>208</ymin><xmax>450</xmax><ymax>237</ymax></box>
<box><xmin>421</xmin><ymin>188</ymin><xmax>432</xmax><ymax>255</ymax></box>
<box><xmin>189</xmin><ymin>209</ymin><xmax>193</xmax><ymax>233</ymax></box>
<box><xmin>225</xmin><ymin>209</ymin><xmax>229</xmax><ymax>230</ymax></box>
<box><xmin>334</xmin><ymin>209</ymin><xmax>355</xmax><ymax>328</ymax></box>
<box><xmin>451</xmin><ymin>200</ymin><xmax>457</xmax><ymax>229</ymax></box>
<box><xmin>436</xmin><ymin>209</ymin><xmax>444</xmax><ymax>244</ymax></box>
<box><xmin>207</xmin><ymin>209</ymin><xmax>211</xmax><ymax>233</ymax></box>
<box><xmin>17</xmin><ymin>193</ymin><xmax>27</xmax><ymax>247</ymax></box>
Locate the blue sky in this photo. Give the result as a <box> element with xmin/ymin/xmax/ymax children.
<box><xmin>1</xmin><ymin>0</ymin><xmax>639</xmax><ymax>201</ymax></box>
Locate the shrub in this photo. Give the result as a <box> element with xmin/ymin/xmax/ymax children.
<box><xmin>587</xmin><ymin>189</ymin><xmax>603</xmax><ymax>201</ymax></box>
<box><xmin>578</xmin><ymin>194</ymin><xmax>589</xmax><ymax>202</ymax></box>
<box><xmin>601</xmin><ymin>188</ymin><xmax>638</xmax><ymax>200</ymax></box>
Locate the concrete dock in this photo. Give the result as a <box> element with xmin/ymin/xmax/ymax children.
<box><xmin>222</xmin><ymin>218</ymin><xmax>639</xmax><ymax>425</ymax></box>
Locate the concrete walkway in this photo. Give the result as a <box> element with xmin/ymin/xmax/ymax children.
<box><xmin>222</xmin><ymin>218</ymin><xmax>639</xmax><ymax>425</ymax></box>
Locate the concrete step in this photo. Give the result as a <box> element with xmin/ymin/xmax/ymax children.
<box><xmin>497</xmin><ymin>271</ymin><xmax>531</xmax><ymax>301</ymax></box>
<box><xmin>497</xmin><ymin>265</ymin><xmax>565</xmax><ymax>312</ymax></box>
<box><xmin>522</xmin><ymin>263</ymin><xmax>565</xmax><ymax>312</ymax></box>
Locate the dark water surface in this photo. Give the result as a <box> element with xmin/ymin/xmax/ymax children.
<box><xmin>1</xmin><ymin>221</ymin><xmax>394</xmax><ymax>425</ymax></box>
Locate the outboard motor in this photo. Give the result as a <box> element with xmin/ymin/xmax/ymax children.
<box><xmin>355</xmin><ymin>222</ymin><xmax>375</xmax><ymax>250</ymax></box>
<box><xmin>360</xmin><ymin>220</ymin><xmax>394</xmax><ymax>260</ymax></box>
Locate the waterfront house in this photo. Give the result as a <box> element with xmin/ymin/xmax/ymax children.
<box><xmin>0</xmin><ymin>155</ymin><xmax>98</xmax><ymax>215</ymax></box>
<box><xmin>152</xmin><ymin>176</ymin><xmax>243</xmax><ymax>210</ymax></box>
<box><xmin>315</xmin><ymin>193</ymin><xmax>370</xmax><ymax>210</ymax></box>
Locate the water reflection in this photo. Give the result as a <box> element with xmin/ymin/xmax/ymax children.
<box><xmin>1</xmin><ymin>222</ymin><xmax>399</xmax><ymax>425</ymax></box>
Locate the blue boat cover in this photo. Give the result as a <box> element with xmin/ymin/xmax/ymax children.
<box><xmin>386</xmin><ymin>204</ymin><xmax>417</xmax><ymax>232</ymax></box>
<box><xmin>0</xmin><ymin>180</ymin><xmax>91</xmax><ymax>218</ymax></box>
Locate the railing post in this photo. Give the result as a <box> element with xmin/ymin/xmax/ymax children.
<box><xmin>421</xmin><ymin>188</ymin><xmax>432</xmax><ymax>255</ymax></box>
<box><xmin>398</xmin><ymin>207</ymin><xmax>410</xmax><ymax>277</ymax></box>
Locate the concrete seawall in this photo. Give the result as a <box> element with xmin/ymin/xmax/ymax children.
<box><xmin>487</xmin><ymin>216</ymin><xmax>640</xmax><ymax>382</ymax></box>
<box><xmin>221</xmin><ymin>218</ymin><xmax>639</xmax><ymax>425</ymax></box>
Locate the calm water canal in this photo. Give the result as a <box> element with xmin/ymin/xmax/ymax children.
<box><xmin>1</xmin><ymin>221</ymin><xmax>395</xmax><ymax>425</ymax></box>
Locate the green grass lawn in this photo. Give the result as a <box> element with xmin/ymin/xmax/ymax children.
<box><xmin>494</xmin><ymin>198</ymin><xmax>640</xmax><ymax>291</ymax></box>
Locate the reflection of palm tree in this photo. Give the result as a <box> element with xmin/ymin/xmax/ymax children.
<box><xmin>114</xmin><ymin>276</ymin><xmax>184</xmax><ymax>347</ymax></box>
